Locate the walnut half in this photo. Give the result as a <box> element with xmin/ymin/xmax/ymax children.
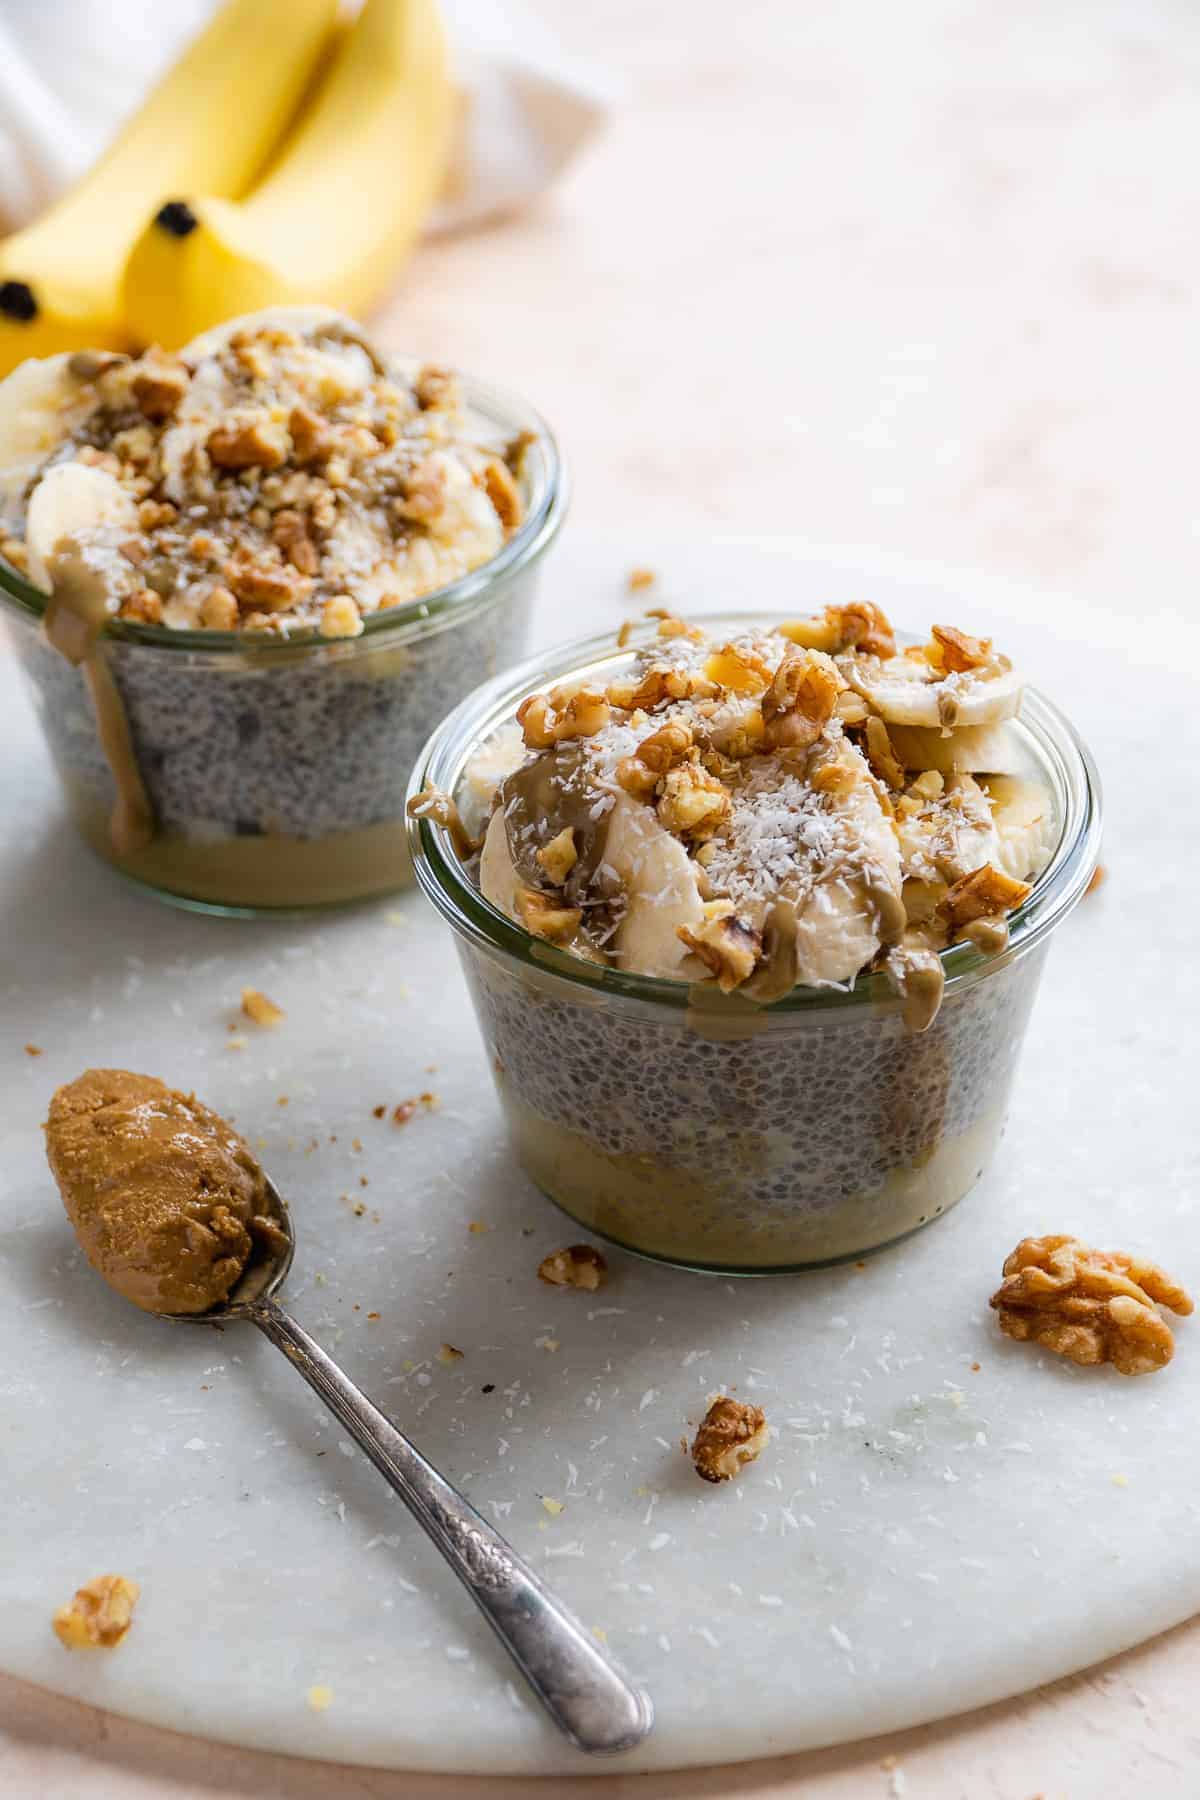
<box><xmin>690</xmin><ymin>1396</ymin><xmax>768</xmax><ymax>1483</ymax></box>
<box><xmin>990</xmin><ymin>1235</ymin><xmax>1193</xmax><ymax>1376</ymax></box>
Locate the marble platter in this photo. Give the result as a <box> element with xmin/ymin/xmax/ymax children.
<box><xmin>1</xmin><ymin>529</ymin><xmax>1197</xmax><ymax>1775</ymax></box>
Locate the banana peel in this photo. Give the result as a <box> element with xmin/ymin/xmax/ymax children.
<box><xmin>123</xmin><ymin>0</ymin><xmax>454</xmax><ymax>350</ymax></box>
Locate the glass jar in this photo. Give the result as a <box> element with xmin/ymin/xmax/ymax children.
<box><xmin>407</xmin><ymin>614</ymin><xmax>1102</xmax><ymax>1274</ymax></box>
<box><xmin>0</xmin><ymin>376</ymin><xmax>565</xmax><ymax>914</ymax></box>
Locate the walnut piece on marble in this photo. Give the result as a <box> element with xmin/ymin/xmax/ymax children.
<box><xmin>990</xmin><ymin>1234</ymin><xmax>1193</xmax><ymax>1376</ymax></box>
<box><xmin>690</xmin><ymin>1396</ymin><xmax>768</xmax><ymax>1483</ymax></box>
<box><xmin>53</xmin><ymin>1574</ymin><xmax>140</xmax><ymax>1649</ymax></box>
<box><xmin>538</xmin><ymin>1244</ymin><xmax>608</xmax><ymax>1291</ymax></box>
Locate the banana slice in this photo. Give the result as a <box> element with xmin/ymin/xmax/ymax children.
<box><xmin>25</xmin><ymin>463</ymin><xmax>139</xmax><ymax>661</ymax></box>
<box><xmin>845</xmin><ymin>651</ymin><xmax>1022</xmax><ymax>729</ymax></box>
<box><xmin>479</xmin><ymin>788</ymin><xmax>707</xmax><ymax>980</ymax></box>
<box><xmin>792</xmin><ymin>744</ymin><xmax>905</xmax><ymax>985</ymax></box>
<box><xmin>604</xmin><ymin>793</ymin><xmax>706</xmax><ymax>978</ymax></box>
<box><xmin>479</xmin><ymin>809</ymin><xmax>525</xmax><ymax>923</ymax></box>
<box><xmin>24</xmin><ymin>463</ymin><xmax>137</xmax><ymax>590</ymax></box>
<box><xmin>981</xmin><ymin>774</ymin><xmax>1057</xmax><ymax>882</ymax></box>
<box><xmin>895</xmin><ymin>774</ymin><xmax>1002</xmax><ymax>886</ymax></box>
<box><xmin>459</xmin><ymin>726</ymin><xmax>526</xmax><ymax>838</ymax></box>
<box><xmin>0</xmin><ymin>354</ymin><xmax>95</xmax><ymax>520</ymax></box>
<box><xmin>886</xmin><ymin>720</ymin><xmax>1024</xmax><ymax>776</ymax></box>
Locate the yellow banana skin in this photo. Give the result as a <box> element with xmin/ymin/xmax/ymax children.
<box><xmin>122</xmin><ymin>0</ymin><xmax>454</xmax><ymax>350</ymax></box>
<box><xmin>0</xmin><ymin>0</ymin><xmax>339</xmax><ymax>376</ymax></box>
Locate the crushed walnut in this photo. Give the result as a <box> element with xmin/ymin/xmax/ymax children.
<box><xmin>690</xmin><ymin>1396</ymin><xmax>769</xmax><ymax>1483</ymax></box>
<box><xmin>53</xmin><ymin>1574</ymin><xmax>140</xmax><ymax>1649</ymax></box>
<box><xmin>8</xmin><ymin>317</ymin><xmax>530</xmax><ymax>637</ymax></box>
<box><xmin>538</xmin><ymin>1244</ymin><xmax>608</xmax><ymax>1291</ymax></box>
<box><xmin>940</xmin><ymin>863</ymin><xmax>1031</xmax><ymax>929</ymax></box>
<box><xmin>990</xmin><ymin>1235</ymin><xmax>1193</xmax><ymax>1376</ymax></box>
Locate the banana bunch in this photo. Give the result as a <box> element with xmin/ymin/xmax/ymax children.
<box><xmin>0</xmin><ymin>0</ymin><xmax>452</xmax><ymax>376</ymax></box>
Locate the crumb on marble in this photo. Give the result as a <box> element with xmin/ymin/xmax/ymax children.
<box><xmin>53</xmin><ymin>1574</ymin><xmax>139</xmax><ymax>1650</ymax></box>
<box><xmin>538</xmin><ymin>1244</ymin><xmax>608</xmax><ymax>1290</ymax></box>
<box><xmin>241</xmin><ymin>987</ymin><xmax>285</xmax><ymax>1027</ymax></box>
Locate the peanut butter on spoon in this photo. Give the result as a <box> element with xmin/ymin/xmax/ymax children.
<box><xmin>44</xmin><ymin>1069</ymin><xmax>281</xmax><ymax>1315</ymax></box>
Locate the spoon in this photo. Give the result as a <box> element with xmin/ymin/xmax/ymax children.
<box><xmin>162</xmin><ymin>1173</ymin><xmax>653</xmax><ymax>1758</ymax></box>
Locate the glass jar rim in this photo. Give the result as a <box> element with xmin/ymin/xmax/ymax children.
<box><xmin>406</xmin><ymin>610</ymin><xmax>1103</xmax><ymax>1016</ymax></box>
<box><xmin>0</xmin><ymin>368</ymin><xmax>566</xmax><ymax>655</ymax></box>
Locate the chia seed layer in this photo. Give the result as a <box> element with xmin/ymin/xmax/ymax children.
<box><xmin>458</xmin><ymin>937</ymin><xmax>1047</xmax><ymax>1269</ymax></box>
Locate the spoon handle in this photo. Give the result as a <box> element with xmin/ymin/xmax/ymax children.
<box><xmin>249</xmin><ymin>1294</ymin><xmax>652</xmax><ymax>1757</ymax></box>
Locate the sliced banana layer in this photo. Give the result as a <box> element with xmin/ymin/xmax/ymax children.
<box><xmin>24</xmin><ymin>462</ymin><xmax>137</xmax><ymax>588</ymax></box>
<box><xmin>604</xmin><ymin>793</ymin><xmax>706</xmax><ymax>978</ymax></box>
<box><xmin>886</xmin><ymin>720</ymin><xmax>1024</xmax><ymax>776</ymax></box>
<box><xmin>895</xmin><ymin>773</ymin><xmax>1002</xmax><ymax>888</ymax></box>
<box><xmin>479</xmin><ymin>788</ymin><xmax>707</xmax><ymax>981</ymax></box>
<box><xmin>24</xmin><ymin>462</ymin><xmax>139</xmax><ymax>661</ymax></box>
<box><xmin>845</xmin><ymin>649</ymin><xmax>1022</xmax><ymax>729</ymax></box>
<box><xmin>982</xmin><ymin>774</ymin><xmax>1058</xmax><ymax>883</ymax></box>
<box><xmin>0</xmin><ymin>354</ymin><xmax>97</xmax><ymax>521</ymax></box>
<box><xmin>713</xmin><ymin>741</ymin><xmax>905</xmax><ymax>992</ymax></box>
<box><xmin>479</xmin><ymin>809</ymin><xmax>525</xmax><ymax>924</ymax></box>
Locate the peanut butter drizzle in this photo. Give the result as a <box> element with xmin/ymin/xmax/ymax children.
<box><xmin>42</xmin><ymin>538</ymin><xmax>154</xmax><ymax>855</ymax></box>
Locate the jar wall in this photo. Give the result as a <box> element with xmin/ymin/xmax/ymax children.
<box><xmin>8</xmin><ymin>567</ymin><xmax>537</xmax><ymax>910</ymax></box>
<box><xmin>458</xmin><ymin>936</ymin><xmax>1049</xmax><ymax>1272</ymax></box>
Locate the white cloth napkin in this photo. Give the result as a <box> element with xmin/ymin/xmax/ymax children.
<box><xmin>0</xmin><ymin>0</ymin><xmax>609</xmax><ymax>237</ymax></box>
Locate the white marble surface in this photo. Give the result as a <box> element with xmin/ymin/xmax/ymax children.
<box><xmin>1</xmin><ymin>531</ymin><xmax>1197</xmax><ymax>1776</ymax></box>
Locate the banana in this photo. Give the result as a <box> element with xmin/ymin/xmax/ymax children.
<box><xmin>24</xmin><ymin>462</ymin><xmax>139</xmax><ymax>661</ymax></box>
<box><xmin>845</xmin><ymin>651</ymin><xmax>1022</xmax><ymax>729</ymax></box>
<box><xmin>0</xmin><ymin>354</ymin><xmax>87</xmax><ymax>519</ymax></box>
<box><xmin>895</xmin><ymin>773</ymin><xmax>1002</xmax><ymax>888</ymax></box>
<box><xmin>886</xmin><ymin>720</ymin><xmax>1023</xmax><ymax>776</ymax></box>
<box><xmin>0</xmin><ymin>0</ymin><xmax>339</xmax><ymax>376</ymax></box>
<box><xmin>122</xmin><ymin>0</ymin><xmax>454</xmax><ymax>351</ymax></box>
<box><xmin>785</xmin><ymin>742</ymin><xmax>905</xmax><ymax>986</ymax></box>
<box><xmin>479</xmin><ymin>810</ymin><xmax>526</xmax><ymax>926</ymax></box>
<box><xmin>24</xmin><ymin>462</ymin><xmax>136</xmax><ymax>588</ymax></box>
<box><xmin>605</xmin><ymin>794</ymin><xmax>706</xmax><ymax>979</ymax></box>
<box><xmin>981</xmin><ymin>774</ymin><xmax>1057</xmax><ymax>882</ymax></box>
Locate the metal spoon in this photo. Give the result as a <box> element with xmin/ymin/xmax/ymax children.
<box><xmin>162</xmin><ymin>1174</ymin><xmax>653</xmax><ymax>1758</ymax></box>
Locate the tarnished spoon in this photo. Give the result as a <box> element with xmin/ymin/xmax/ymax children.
<box><xmin>160</xmin><ymin>1173</ymin><xmax>653</xmax><ymax>1758</ymax></box>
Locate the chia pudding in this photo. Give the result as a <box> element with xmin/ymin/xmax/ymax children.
<box><xmin>0</xmin><ymin>307</ymin><xmax>564</xmax><ymax>910</ymax></box>
<box><xmin>407</xmin><ymin>607</ymin><xmax>1101</xmax><ymax>1272</ymax></box>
